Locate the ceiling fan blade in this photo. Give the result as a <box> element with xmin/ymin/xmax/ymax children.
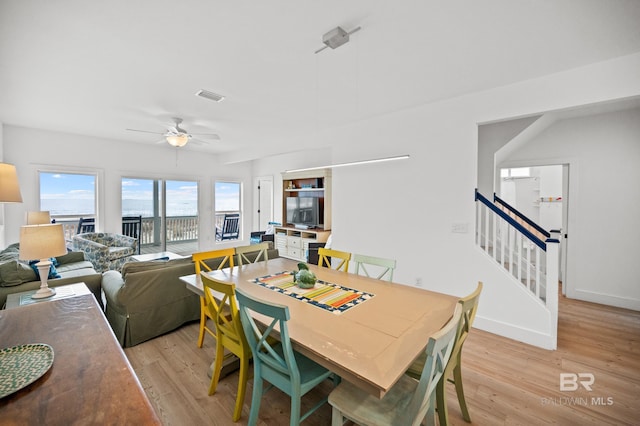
<box><xmin>126</xmin><ymin>128</ymin><xmax>165</xmax><ymax>135</ymax></box>
<box><xmin>191</xmin><ymin>133</ymin><xmax>220</xmax><ymax>140</ymax></box>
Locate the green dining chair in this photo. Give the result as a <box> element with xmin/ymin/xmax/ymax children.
<box><xmin>235</xmin><ymin>288</ymin><xmax>338</xmax><ymax>426</ymax></box>
<box><xmin>328</xmin><ymin>304</ymin><xmax>462</xmax><ymax>426</ymax></box>
<box><xmin>406</xmin><ymin>281</ymin><xmax>483</xmax><ymax>425</ymax></box>
<box><xmin>235</xmin><ymin>241</ymin><xmax>270</xmax><ymax>266</ymax></box>
<box><xmin>352</xmin><ymin>253</ymin><xmax>396</xmax><ymax>282</ymax></box>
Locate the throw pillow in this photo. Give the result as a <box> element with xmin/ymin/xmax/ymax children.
<box><xmin>0</xmin><ymin>260</ymin><xmax>38</xmax><ymax>287</ymax></box>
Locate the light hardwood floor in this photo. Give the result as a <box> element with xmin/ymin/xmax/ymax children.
<box><xmin>125</xmin><ymin>291</ymin><xmax>640</xmax><ymax>425</ymax></box>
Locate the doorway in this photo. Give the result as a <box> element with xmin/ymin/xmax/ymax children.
<box><xmin>254</xmin><ymin>176</ymin><xmax>274</xmax><ymax>232</ymax></box>
<box><xmin>498</xmin><ymin>164</ymin><xmax>569</xmax><ymax>292</ymax></box>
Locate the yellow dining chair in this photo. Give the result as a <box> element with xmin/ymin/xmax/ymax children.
<box><xmin>318</xmin><ymin>247</ymin><xmax>351</xmax><ymax>272</ymax></box>
<box><xmin>352</xmin><ymin>253</ymin><xmax>396</xmax><ymax>282</ymax></box>
<box><xmin>200</xmin><ymin>273</ymin><xmax>251</xmax><ymax>422</ymax></box>
<box><xmin>406</xmin><ymin>282</ymin><xmax>483</xmax><ymax>425</ymax></box>
<box><xmin>192</xmin><ymin>248</ymin><xmax>235</xmax><ymax>348</ymax></box>
<box><xmin>329</xmin><ymin>304</ymin><xmax>462</xmax><ymax>426</ymax></box>
<box><xmin>235</xmin><ymin>241</ymin><xmax>269</xmax><ymax>266</ymax></box>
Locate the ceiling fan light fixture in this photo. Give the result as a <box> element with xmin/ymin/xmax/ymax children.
<box><xmin>166</xmin><ymin>134</ymin><xmax>189</xmax><ymax>147</ymax></box>
<box><xmin>195</xmin><ymin>89</ymin><xmax>225</xmax><ymax>102</ymax></box>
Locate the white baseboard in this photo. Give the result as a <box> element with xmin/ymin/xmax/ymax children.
<box><xmin>474</xmin><ymin>315</ymin><xmax>556</xmax><ymax>350</ymax></box>
<box><xmin>570</xmin><ymin>288</ymin><xmax>640</xmax><ymax>311</ymax></box>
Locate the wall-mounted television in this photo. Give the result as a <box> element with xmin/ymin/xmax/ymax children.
<box><xmin>286</xmin><ymin>197</ymin><xmax>320</xmax><ymax>229</ymax></box>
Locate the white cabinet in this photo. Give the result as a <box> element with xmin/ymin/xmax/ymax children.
<box><xmin>274</xmin><ymin>227</ymin><xmax>330</xmax><ymax>262</ymax></box>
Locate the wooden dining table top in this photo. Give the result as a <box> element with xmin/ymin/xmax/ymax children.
<box><xmin>181</xmin><ymin>257</ymin><xmax>457</xmax><ymax>398</ymax></box>
<box><xmin>0</xmin><ymin>293</ymin><xmax>160</xmax><ymax>424</ymax></box>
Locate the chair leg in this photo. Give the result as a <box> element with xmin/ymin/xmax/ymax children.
<box><xmin>453</xmin><ymin>364</ymin><xmax>471</xmax><ymax>422</ymax></box>
<box><xmin>208</xmin><ymin>340</ymin><xmax>225</xmax><ymax>396</ymax></box>
<box><xmin>197</xmin><ymin>297</ymin><xmax>206</xmax><ymax>348</ymax></box>
<box><xmin>436</xmin><ymin>374</ymin><xmax>449</xmax><ymax>426</ymax></box>
<box><xmin>331</xmin><ymin>406</ymin><xmax>344</xmax><ymax>426</ymax></box>
<box><xmin>425</xmin><ymin>393</ymin><xmax>437</xmax><ymax>426</ymax></box>
<box><xmin>248</xmin><ymin>376</ymin><xmax>263</xmax><ymax>426</ymax></box>
<box><xmin>232</xmin><ymin>355</ymin><xmax>250</xmax><ymax>422</ymax></box>
<box><xmin>290</xmin><ymin>393</ymin><xmax>301</xmax><ymax>426</ymax></box>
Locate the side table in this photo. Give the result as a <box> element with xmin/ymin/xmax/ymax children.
<box><xmin>4</xmin><ymin>282</ymin><xmax>91</xmax><ymax>309</ymax></box>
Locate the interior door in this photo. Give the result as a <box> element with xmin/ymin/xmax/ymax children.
<box><xmin>255</xmin><ymin>176</ymin><xmax>273</xmax><ymax>231</ymax></box>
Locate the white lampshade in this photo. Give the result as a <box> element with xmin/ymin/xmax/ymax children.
<box><xmin>26</xmin><ymin>211</ymin><xmax>52</xmax><ymax>225</ymax></box>
<box><xmin>166</xmin><ymin>134</ymin><xmax>189</xmax><ymax>147</ymax></box>
<box><xmin>19</xmin><ymin>224</ymin><xmax>67</xmax><ymax>261</ymax></box>
<box><xmin>0</xmin><ymin>163</ymin><xmax>23</xmax><ymax>203</ymax></box>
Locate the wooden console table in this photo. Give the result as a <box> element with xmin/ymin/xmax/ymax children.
<box><xmin>0</xmin><ymin>294</ymin><xmax>160</xmax><ymax>424</ymax></box>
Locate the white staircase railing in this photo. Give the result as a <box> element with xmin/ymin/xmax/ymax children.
<box><xmin>475</xmin><ymin>190</ymin><xmax>560</xmax><ymax>346</ymax></box>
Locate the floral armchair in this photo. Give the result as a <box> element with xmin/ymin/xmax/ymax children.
<box><xmin>73</xmin><ymin>233</ymin><xmax>137</xmax><ymax>273</ymax></box>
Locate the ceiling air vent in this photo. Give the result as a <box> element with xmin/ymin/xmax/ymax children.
<box><xmin>195</xmin><ymin>89</ymin><xmax>225</xmax><ymax>102</ymax></box>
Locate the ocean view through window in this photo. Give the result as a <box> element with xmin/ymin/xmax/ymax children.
<box><xmin>40</xmin><ymin>171</ymin><xmax>96</xmax><ymax>216</ymax></box>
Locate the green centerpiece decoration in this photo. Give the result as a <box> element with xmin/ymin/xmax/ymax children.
<box><xmin>293</xmin><ymin>262</ymin><xmax>317</xmax><ymax>289</ymax></box>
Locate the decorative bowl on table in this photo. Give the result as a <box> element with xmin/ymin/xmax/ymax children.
<box><xmin>293</xmin><ymin>262</ymin><xmax>317</xmax><ymax>289</ymax></box>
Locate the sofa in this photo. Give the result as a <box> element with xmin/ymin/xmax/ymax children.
<box><xmin>101</xmin><ymin>247</ymin><xmax>279</xmax><ymax>347</ymax></box>
<box><xmin>0</xmin><ymin>243</ymin><xmax>102</xmax><ymax>309</ymax></box>
<box><xmin>73</xmin><ymin>232</ymin><xmax>137</xmax><ymax>273</ymax></box>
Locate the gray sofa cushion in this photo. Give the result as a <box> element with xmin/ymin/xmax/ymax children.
<box><xmin>0</xmin><ymin>260</ymin><xmax>37</xmax><ymax>287</ymax></box>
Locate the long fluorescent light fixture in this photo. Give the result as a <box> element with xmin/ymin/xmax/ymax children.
<box><xmin>284</xmin><ymin>155</ymin><xmax>410</xmax><ymax>173</ymax></box>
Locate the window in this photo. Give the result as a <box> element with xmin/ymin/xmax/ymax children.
<box><xmin>122</xmin><ymin>178</ymin><xmax>198</xmax><ymax>255</ymax></box>
<box><xmin>214</xmin><ymin>181</ymin><xmax>241</xmax><ymax>241</ymax></box>
<box><xmin>501</xmin><ymin>167</ymin><xmax>531</xmax><ymax>178</ymax></box>
<box><xmin>40</xmin><ymin>171</ymin><xmax>97</xmax><ymax>239</ymax></box>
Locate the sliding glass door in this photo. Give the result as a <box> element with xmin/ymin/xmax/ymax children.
<box><xmin>122</xmin><ymin>178</ymin><xmax>198</xmax><ymax>255</ymax></box>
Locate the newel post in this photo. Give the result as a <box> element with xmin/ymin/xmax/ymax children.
<box><xmin>545</xmin><ymin>238</ymin><xmax>560</xmax><ymax>350</ymax></box>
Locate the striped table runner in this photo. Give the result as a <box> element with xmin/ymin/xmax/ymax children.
<box><xmin>251</xmin><ymin>271</ymin><xmax>374</xmax><ymax>315</ymax></box>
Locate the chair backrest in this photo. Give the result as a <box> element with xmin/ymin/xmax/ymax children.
<box><xmin>235</xmin><ymin>242</ymin><xmax>270</xmax><ymax>266</ymax></box>
<box><xmin>192</xmin><ymin>248</ymin><xmax>236</xmax><ymax>274</ymax></box>
<box><xmin>200</xmin><ymin>273</ymin><xmax>247</xmax><ymax>353</ymax></box>
<box><xmin>122</xmin><ymin>216</ymin><xmax>142</xmax><ymax>254</ymax></box>
<box><xmin>122</xmin><ymin>216</ymin><xmax>142</xmax><ymax>239</ymax></box>
<box><xmin>352</xmin><ymin>253</ymin><xmax>396</xmax><ymax>282</ymax></box>
<box><xmin>235</xmin><ymin>288</ymin><xmax>302</xmax><ymax>386</ymax></box>
<box><xmin>450</xmin><ymin>282</ymin><xmax>483</xmax><ymax>363</ymax></box>
<box><xmin>77</xmin><ymin>217</ymin><xmax>95</xmax><ymax>234</ymax></box>
<box><xmin>219</xmin><ymin>214</ymin><xmax>240</xmax><ymax>240</ymax></box>
<box><xmin>318</xmin><ymin>248</ymin><xmax>351</xmax><ymax>272</ymax></box>
<box><xmin>404</xmin><ymin>304</ymin><xmax>462</xmax><ymax>424</ymax></box>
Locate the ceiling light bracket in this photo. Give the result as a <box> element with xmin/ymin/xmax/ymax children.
<box><xmin>315</xmin><ymin>26</ymin><xmax>362</xmax><ymax>54</ymax></box>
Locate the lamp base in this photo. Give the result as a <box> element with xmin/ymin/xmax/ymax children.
<box><xmin>32</xmin><ymin>260</ymin><xmax>56</xmax><ymax>299</ymax></box>
<box><xmin>32</xmin><ymin>286</ymin><xmax>56</xmax><ymax>299</ymax></box>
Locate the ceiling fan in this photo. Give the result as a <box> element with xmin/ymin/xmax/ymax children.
<box><xmin>126</xmin><ymin>117</ymin><xmax>220</xmax><ymax>147</ymax></box>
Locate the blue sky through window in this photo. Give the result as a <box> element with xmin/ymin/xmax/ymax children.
<box><xmin>215</xmin><ymin>181</ymin><xmax>240</xmax><ymax>212</ymax></box>
<box><xmin>40</xmin><ymin>172</ymin><xmax>95</xmax><ymax>215</ymax></box>
<box><xmin>122</xmin><ymin>178</ymin><xmax>198</xmax><ymax>217</ymax></box>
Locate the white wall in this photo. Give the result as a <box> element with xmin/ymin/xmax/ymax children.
<box><xmin>2</xmin><ymin>126</ymin><xmax>252</xmax><ymax>250</ymax></box>
<box><xmin>3</xmin><ymin>52</ymin><xmax>640</xmax><ymax>348</ymax></box>
<box><xmin>503</xmin><ymin>107</ymin><xmax>640</xmax><ymax>310</ymax></box>
<box><xmin>254</xmin><ymin>52</ymin><xmax>640</xmax><ymax>348</ymax></box>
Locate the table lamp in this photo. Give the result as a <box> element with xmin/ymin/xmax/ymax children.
<box><xmin>0</xmin><ymin>162</ymin><xmax>23</xmax><ymax>202</ymax></box>
<box><xmin>26</xmin><ymin>211</ymin><xmax>52</xmax><ymax>225</ymax></box>
<box><xmin>19</xmin><ymin>224</ymin><xmax>67</xmax><ymax>299</ymax></box>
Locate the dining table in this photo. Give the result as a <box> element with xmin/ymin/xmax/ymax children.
<box><xmin>180</xmin><ymin>257</ymin><xmax>457</xmax><ymax>399</ymax></box>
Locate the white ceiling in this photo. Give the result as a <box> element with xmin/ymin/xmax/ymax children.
<box><xmin>1</xmin><ymin>0</ymin><xmax>640</xmax><ymax>162</ymax></box>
